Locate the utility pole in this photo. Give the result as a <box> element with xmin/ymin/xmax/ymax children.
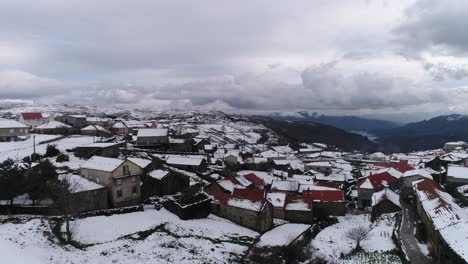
<box><xmin>33</xmin><ymin>135</ymin><xmax>36</xmax><ymax>156</ymax></box>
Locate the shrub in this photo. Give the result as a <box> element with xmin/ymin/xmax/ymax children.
<box><xmin>45</xmin><ymin>144</ymin><xmax>61</xmax><ymax>157</ymax></box>
<box><xmin>56</xmin><ymin>154</ymin><xmax>70</xmax><ymax>163</ymax></box>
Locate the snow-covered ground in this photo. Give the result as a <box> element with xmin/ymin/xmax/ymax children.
<box><xmin>311</xmin><ymin>214</ymin><xmax>398</xmax><ymax>263</ymax></box>
<box><xmin>257</xmin><ymin>223</ymin><xmax>310</xmax><ymax>247</ymax></box>
<box><xmin>0</xmin><ymin>134</ymin><xmax>95</xmax><ymax>163</ymax></box>
<box><xmin>0</xmin><ymin>208</ymin><xmax>259</xmax><ymax>264</ymax></box>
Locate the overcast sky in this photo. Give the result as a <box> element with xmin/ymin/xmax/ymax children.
<box><xmin>1</xmin><ymin>0</ymin><xmax>468</xmax><ymax>119</ymax></box>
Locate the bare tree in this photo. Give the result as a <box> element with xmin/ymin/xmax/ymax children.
<box><xmin>52</xmin><ymin>175</ymin><xmax>82</xmax><ymax>243</ymax></box>
<box><xmin>346</xmin><ymin>226</ymin><xmax>372</xmax><ymax>250</ymax></box>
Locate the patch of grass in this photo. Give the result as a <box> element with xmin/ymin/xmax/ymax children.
<box><xmin>50</xmin><ymin>220</ymin><xmax>92</xmax><ymax>250</ymax></box>
<box><xmin>119</xmin><ymin>222</ymin><xmax>256</xmax><ymax>247</ymax></box>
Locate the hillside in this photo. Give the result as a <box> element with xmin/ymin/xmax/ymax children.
<box><xmin>252</xmin><ymin>116</ymin><xmax>378</xmax><ymax>152</ymax></box>
<box><xmin>268</xmin><ymin>111</ymin><xmax>399</xmax><ymax>131</ymax></box>
<box><xmin>374</xmin><ymin>114</ymin><xmax>468</xmax><ymax>152</ymax></box>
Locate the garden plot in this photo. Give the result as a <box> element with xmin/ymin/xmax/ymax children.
<box><xmin>0</xmin><ymin>208</ymin><xmax>260</xmax><ymax>264</ymax></box>
<box><xmin>310</xmin><ymin>213</ymin><xmax>400</xmax><ymax>263</ymax></box>
<box><xmin>257</xmin><ymin>223</ymin><xmax>310</xmax><ymax>247</ymax></box>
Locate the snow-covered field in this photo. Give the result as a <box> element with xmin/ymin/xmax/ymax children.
<box><xmin>257</xmin><ymin>223</ymin><xmax>310</xmax><ymax>247</ymax></box>
<box><xmin>311</xmin><ymin>214</ymin><xmax>399</xmax><ymax>263</ymax></box>
<box><xmin>0</xmin><ymin>134</ymin><xmax>95</xmax><ymax>163</ymax></box>
<box><xmin>0</xmin><ymin>208</ymin><xmax>259</xmax><ymax>264</ymax></box>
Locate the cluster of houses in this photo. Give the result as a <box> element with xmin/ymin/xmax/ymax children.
<box><xmin>1</xmin><ymin>111</ymin><xmax>468</xmax><ymax>262</ymax></box>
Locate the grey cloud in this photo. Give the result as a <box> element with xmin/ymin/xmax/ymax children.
<box><xmin>424</xmin><ymin>62</ymin><xmax>468</xmax><ymax>81</ymax></box>
<box><xmin>300</xmin><ymin>60</ymin><xmax>444</xmax><ymax>109</ymax></box>
<box><xmin>394</xmin><ymin>0</ymin><xmax>468</xmax><ymax>57</ymax></box>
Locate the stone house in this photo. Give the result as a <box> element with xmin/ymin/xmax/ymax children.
<box><xmin>74</xmin><ymin>142</ymin><xmax>124</xmax><ymax>159</ymax></box>
<box><xmin>59</xmin><ymin>174</ymin><xmax>109</xmax><ymax>214</ymax></box>
<box><xmin>142</xmin><ymin>169</ymin><xmax>190</xmax><ymax>198</ymax></box>
<box><xmin>371</xmin><ymin>188</ymin><xmax>401</xmax><ymax>220</ymax></box>
<box><xmin>58</xmin><ymin>114</ymin><xmax>87</xmax><ymax>128</ymax></box>
<box><xmin>81</xmin><ymin>125</ymin><xmax>112</xmax><ymax>137</ymax></box>
<box><xmin>211</xmin><ymin>189</ymin><xmax>273</xmax><ymax>233</ymax></box>
<box><xmin>446</xmin><ymin>165</ymin><xmax>468</xmax><ymax>192</ymax></box>
<box><xmin>356</xmin><ymin>172</ymin><xmax>399</xmax><ymax>208</ymax></box>
<box><xmin>305</xmin><ymin>189</ymin><xmax>346</xmax><ymax>217</ymax></box>
<box><xmin>413</xmin><ymin>179</ymin><xmax>468</xmax><ymax>264</ymax></box>
<box><xmin>266</xmin><ymin>191</ymin><xmax>287</xmax><ymax>219</ymax></box>
<box><xmin>163</xmin><ymin>191</ymin><xmax>212</xmax><ymax>220</ymax></box>
<box><xmin>166</xmin><ymin>156</ymin><xmax>207</xmax><ymax>172</ymax></box>
<box><xmin>400</xmin><ymin>169</ymin><xmax>433</xmax><ymax>191</ymax></box>
<box><xmin>80</xmin><ymin>156</ymin><xmax>142</xmax><ymax>207</ymax></box>
<box><xmin>304</xmin><ymin>161</ymin><xmax>332</xmax><ymax>175</ymax></box>
<box><xmin>284</xmin><ymin>195</ymin><xmax>314</xmax><ymax>224</ymax></box>
<box><xmin>204</xmin><ymin>176</ymin><xmax>241</xmax><ymax>194</ymax></box>
<box><xmin>136</xmin><ymin>128</ymin><xmax>169</xmax><ymax>146</ymax></box>
<box><xmin>0</xmin><ymin>119</ymin><xmax>30</xmax><ymax>142</ymax></box>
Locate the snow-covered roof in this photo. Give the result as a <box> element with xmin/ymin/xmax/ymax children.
<box><xmin>59</xmin><ymin>174</ymin><xmax>104</xmax><ymax>193</ymax></box>
<box><xmin>128</xmin><ymin>157</ymin><xmax>152</xmax><ymax>168</ymax></box>
<box><xmin>217</xmin><ymin>180</ymin><xmax>237</xmax><ymax>193</ymax></box>
<box><xmin>149</xmin><ymin>169</ymin><xmax>170</xmax><ymax>180</ymax></box>
<box><xmin>402</xmin><ymin>169</ymin><xmax>433</xmax><ymax>180</ymax></box>
<box><xmin>0</xmin><ymin>119</ymin><xmax>29</xmax><ymax>128</ymax></box>
<box><xmin>271</xmin><ymin>145</ymin><xmax>293</xmax><ymax>154</ymax></box>
<box><xmin>166</xmin><ymin>156</ymin><xmax>204</xmax><ymax>166</ymax></box>
<box><xmin>81</xmin><ymin>156</ymin><xmax>124</xmax><ymax>172</ymax></box>
<box><xmin>137</xmin><ymin>128</ymin><xmax>168</xmax><ymax>137</ymax></box>
<box><xmin>447</xmin><ymin>165</ymin><xmax>468</xmax><ymax>180</ymax></box>
<box><xmin>81</xmin><ymin>125</ymin><xmax>108</xmax><ymax>131</ymax></box>
<box><xmin>271</xmin><ymin>180</ymin><xmax>299</xmax><ymax>192</ymax></box>
<box><xmin>306</xmin><ymin>161</ymin><xmax>332</xmax><ymax>167</ymax></box>
<box><xmin>371</xmin><ymin>188</ymin><xmax>401</xmax><ymax>207</ymax></box>
<box><xmin>227</xmin><ymin>198</ymin><xmax>263</xmax><ymax>211</ymax></box>
<box><xmin>36</xmin><ymin>121</ymin><xmax>71</xmax><ymax>129</ymax></box>
<box><xmin>266</xmin><ymin>191</ymin><xmax>287</xmax><ymax>207</ymax></box>
<box><xmin>285</xmin><ymin>200</ymin><xmax>310</xmax><ymax>211</ymax></box>
<box><xmin>413</xmin><ymin>179</ymin><xmax>468</xmax><ymax>262</ymax></box>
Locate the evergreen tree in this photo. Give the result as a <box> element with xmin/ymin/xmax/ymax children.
<box><xmin>26</xmin><ymin>159</ymin><xmax>58</xmax><ymax>204</ymax></box>
<box><xmin>0</xmin><ymin>159</ymin><xmax>26</xmax><ymax>205</ymax></box>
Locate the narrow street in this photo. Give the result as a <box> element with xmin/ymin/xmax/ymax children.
<box><xmin>400</xmin><ymin>200</ymin><xmax>432</xmax><ymax>264</ymax></box>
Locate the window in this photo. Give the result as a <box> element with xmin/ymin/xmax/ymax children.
<box><xmin>131</xmin><ymin>177</ymin><xmax>136</xmax><ymax>183</ymax></box>
<box><xmin>9</xmin><ymin>129</ymin><xmax>14</xmax><ymax>134</ymax></box>
<box><xmin>123</xmin><ymin>165</ymin><xmax>129</xmax><ymax>175</ymax></box>
<box><xmin>95</xmin><ymin>177</ymin><xmax>100</xmax><ymax>183</ymax></box>
<box><xmin>116</xmin><ymin>179</ymin><xmax>122</xmax><ymax>185</ymax></box>
<box><xmin>116</xmin><ymin>185</ymin><xmax>123</xmax><ymax>198</ymax></box>
<box><xmin>132</xmin><ymin>184</ymin><xmax>137</xmax><ymax>194</ymax></box>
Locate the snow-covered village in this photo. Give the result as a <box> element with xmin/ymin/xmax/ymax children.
<box><xmin>3</xmin><ymin>1</ymin><xmax>468</xmax><ymax>264</ymax></box>
<box><xmin>0</xmin><ymin>105</ymin><xmax>467</xmax><ymax>264</ymax></box>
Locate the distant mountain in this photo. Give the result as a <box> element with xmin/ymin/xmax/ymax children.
<box><xmin>268</xmin><ymin>111</ymin><xmax>400</xmax><ymax>131</ymax></box>
<box><xmin>374</xmin><ymin>114</ymin><xmax>468</xmax><ymax>152</ymax></box>
<box><xmin>252</xmin><ymin>116</ymin><xmax>378</xmax><ymax>152</ymax></box>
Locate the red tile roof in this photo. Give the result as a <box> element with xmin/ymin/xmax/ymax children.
<box><xmin>212</xmin><ymin>189</ymin><xmax>266</xmax><ymax>205</ymax></box>
<box><xmin>303</xmin><ymin>189</ymin><xmax>345</xmax><ymax>202</ymax></box>
<box><xmin>226</xmin><ymin>176</ymin><xmax>241</xmax><ymax>185</ymax></box>
<box><xmin>357</xmin><ymin>172</ymin><xmax>398</xmax><ymax>190</ymax></box>
<box><xmin>21</xmin><ymin>112</ymin><xmax>43</xmax><ymax>120</ymax></box>
<box><xmin>243</xmin><ymin>173</ymin><xmax>265</xmax><ymax>186</ymax></box>
<box><xmin>211</xmin><ymin>192</ymin><xmax>231</xmax><ymax>204</ymax></box>
<box><xmin>414</xmin><ymin>179</ymin><xmax>445</xmax><ymax>200</ymax></box>
<box><xmin>232</xmin><ymin>188</ymin><xmax>265</xmax><ymax>201</ymax></box>
<box><xmin>375</xmin><ymin>161</ymin><xmax>414</xmax><ymax>173</ymax></box>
